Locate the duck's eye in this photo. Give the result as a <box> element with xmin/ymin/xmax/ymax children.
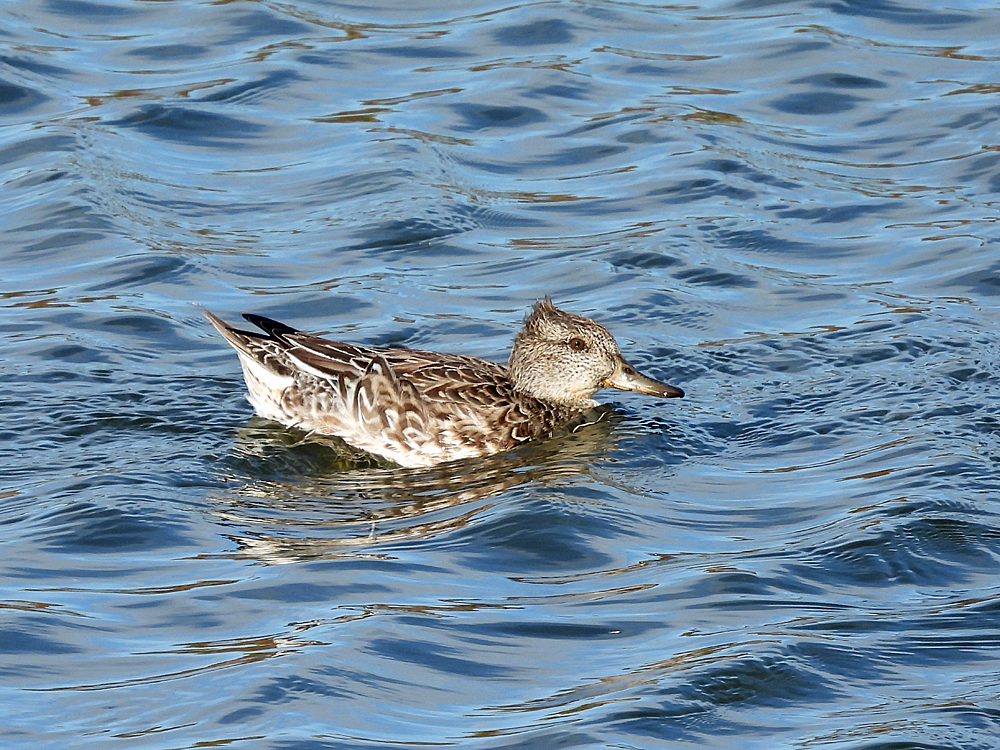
<box><xmin>568</xmin><ymin>337</ymin><xmax>587</xmax><ymax>351</ymax></box>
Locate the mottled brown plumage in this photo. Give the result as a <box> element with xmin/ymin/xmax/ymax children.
<box><xmin>206</xmin><ymin>299</ymin><xmax>683</xmax><ymax>467</ymax></box>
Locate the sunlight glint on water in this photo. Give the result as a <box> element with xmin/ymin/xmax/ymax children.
<box><xmin>2</xmin><ymin>0</ymin><xmax>1000</xmax><ymax>748</ymax></box>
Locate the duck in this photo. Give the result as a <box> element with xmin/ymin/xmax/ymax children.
<box><xmin>206</xmin><ymin>298</ymin><xmax>684</xmax><ymax>468</ymax></box>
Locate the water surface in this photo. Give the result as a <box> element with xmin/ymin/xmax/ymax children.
<box><xmin>3</xmin><ymin>0</ymin><xmax>1000</xmax><ymax>748</ymax></box>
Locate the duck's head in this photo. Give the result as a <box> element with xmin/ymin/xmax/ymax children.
<box><xmin>507</xmin><ymin>298</ymin><xmax>685</xmax><ymax>408</ymax></box>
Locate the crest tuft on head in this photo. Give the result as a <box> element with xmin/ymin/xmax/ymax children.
<box><xmin>524</xmin><ymin>296</ymin><xmax>571</xmax><ymax>333</ymax></box>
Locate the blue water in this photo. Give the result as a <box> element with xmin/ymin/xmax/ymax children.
<box><xmin>3</xmin><ymin>0</ymin><xmax>1000</xmax><ymax>747</ymax></box>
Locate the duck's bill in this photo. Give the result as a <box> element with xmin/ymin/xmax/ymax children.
<box><xmin>604</xmin><ymin>359</ymin><xmax>685</xmax><ymax>399</ymax></box>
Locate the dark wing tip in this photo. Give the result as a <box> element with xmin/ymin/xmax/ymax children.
<box><xmin>242</xmin><ymin>313</ymin><xmax>300</xmax><ymax>341</ymax></box>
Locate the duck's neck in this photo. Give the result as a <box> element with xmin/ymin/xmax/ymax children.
<box><xmin>506</xmin><ymin>353</ymin><xmax>599</xmax><ymax>409</ymax></box>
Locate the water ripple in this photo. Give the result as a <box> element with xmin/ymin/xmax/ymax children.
<box><xmin>3</xmin><ymin>0</ymin><xmax>1000</xmax><ymax>747</ymax></box>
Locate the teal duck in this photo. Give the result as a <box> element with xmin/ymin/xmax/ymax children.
<box><xmin>206</xmin><ymin>299</ymin><xmax>684</xmax><ymax>468</ymax></box>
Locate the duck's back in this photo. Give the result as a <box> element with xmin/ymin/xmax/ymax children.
<box><xmin>299</xmin><ymin>348</ymin><xmax>586</xmax><ymax>466</ymax></box>
<box><xmin>207</xmin><ymin>312</ymin><xmax>579</xmax><ymax>467</ymax></box>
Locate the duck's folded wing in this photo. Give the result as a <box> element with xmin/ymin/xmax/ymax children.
<box><xmin>284</xmin><ymin>332</ymin><xmax>516</xmax><ymax>405</ymax></box>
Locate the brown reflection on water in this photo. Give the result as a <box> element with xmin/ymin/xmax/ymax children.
<box><xmin>209</xmin><ymin>408</ymin><xmax>623</xmax><ymax>564</ymax></box>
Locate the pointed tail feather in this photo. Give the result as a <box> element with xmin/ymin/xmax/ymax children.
<box><xmin>204</xmin><ymin>310</ymin><xmax>267</xmax><ymax>357</ymax></box>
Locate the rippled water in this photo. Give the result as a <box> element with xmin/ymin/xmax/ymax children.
<box><xmin>4</xmin><ymin>0</ymin><xmax>1000</xmax><ymax>747</ymax></box>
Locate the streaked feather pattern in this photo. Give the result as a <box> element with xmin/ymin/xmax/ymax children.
<box><xmin>206</xmin><ymin>299</ymin><xmax>683</xmax><ymax>467</ymax></box>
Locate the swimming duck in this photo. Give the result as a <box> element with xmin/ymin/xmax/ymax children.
<box><xmin>206</xmin><ymin>299</ymin><xmax>684</xmax><ymax>468</ymax></box>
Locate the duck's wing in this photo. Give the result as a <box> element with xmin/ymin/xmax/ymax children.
<box><xmin>254</xmin><ymin>316</ymin><xmax>515</xmax><ymax>403</ymax></box>
<box><xmin>207</xmin><ymin>310</ymin><xmax>506</xmax><ymax>395</ymax></box>
<box><xmin>287</xmin><ymin>337</ymin><xmax>539</xmax><ymax>464</ymax></box>
<box><xmin>207</xmin><ymin>312</ymin><xmax>569</xmax><ymax>465</ymax></box>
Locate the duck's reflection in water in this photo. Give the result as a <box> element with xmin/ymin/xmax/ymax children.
<box><xmin>210</xmin><ymin>407</ymin><xmax>623</xmax><ymax>564</ymax></box>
